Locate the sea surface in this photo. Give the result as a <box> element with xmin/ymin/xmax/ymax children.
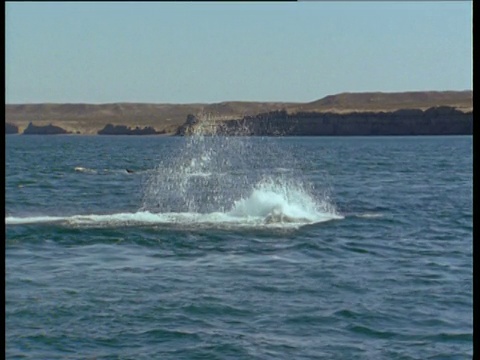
<box><xmin>5</xmin><ymin>134</ymin><xmax>473</xmax><ymax>359</ymax></box>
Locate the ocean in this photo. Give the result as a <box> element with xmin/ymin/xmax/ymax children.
<box><xmin>5</xmin><ymin>134</ymin><xmax>473</xmax><ymax>359</ymax></box>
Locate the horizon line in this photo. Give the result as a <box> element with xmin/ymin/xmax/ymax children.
<box><xmin>5</xmin><ymin>89</ymin><xmax>473</xmax><ymax>106</ymax></box>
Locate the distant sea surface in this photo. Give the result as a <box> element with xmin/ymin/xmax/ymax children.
<box><xmin>6</xmin><ymin>135</ymin><xmax>472</xmax><ymax>359</ymax></box>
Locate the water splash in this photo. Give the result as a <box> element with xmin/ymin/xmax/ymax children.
<box><xmin>6</xmin><ymin>114</ymin><xmax>342</xmax><ymax>229</ymax></box>
<box><xmin>228</xmin><ymin>177</ymin><xmax>337</xmax><ymax>223</ymax></box>
<box><xmin>6</xmin><ymin>178</ymin><xmax>341</xmax><ymax>228</ymax></box>
<box><xmin>139</xmin><ymin>113</ymin><xmax>342</xmax><ymax>227</ymax></box>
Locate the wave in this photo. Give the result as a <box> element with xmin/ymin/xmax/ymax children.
<box><xmin>353</xmin><ymin>212</ymin><xmax>384</xmax><ymax>219</ymax></box>
<box><xmin>73</xmin><ymin>166</ymin><xmax>149</xmax><ymax>175</ymax></box>
<box><xmin>74</xmin><ymin>166</ymin><xmax>97</xmax><ymax>174</ymax></box>
<box><xmin>6</xmin><ymin>215</ymin><xmax>65</xmax><ymax>225</ymax></box>
<box><xmin>5</xmin><ymin>181</ymin><xmax>343</xmax><ymax>229</ymax></box>
<box><xmin>5</xmin><ymin>210</ymin><xmax>341</xmax><ymax>230</ymax></box>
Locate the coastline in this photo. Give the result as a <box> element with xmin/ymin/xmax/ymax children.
<box><xmin>5</xmin><ymin>90</ymin><xmax>473</xmax><ymax>136</ymax></box>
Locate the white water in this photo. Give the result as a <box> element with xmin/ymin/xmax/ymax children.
<box><xmin>6</xmin><ymin>184</ymin><xmax>342</xmax><ymax>229</ymax></box>
<box><xmin>74</xmin><ymin>166</ymin><xmax>97</xmax><ymax>174</ymax></box>
<box><xmin>7</xmin><ymin>171</ymin><xmax>342</xmax><ymax>229</ymax></box>
<box><xmin>228</xmin><ymin>178</ymin><xmax>337</xmax><ymax>223</ymax></box>
<box><xmin>7</xmin><ymin>116</ymin><xmax>342</xmax><ymax>229</ymax></box>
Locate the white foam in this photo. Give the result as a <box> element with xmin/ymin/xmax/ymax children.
<box><xmin>74</xmin><ymin>166</ymin><xmax>97</xmax><ymax>174</ymax></box>
<box><xmin>5</xmin><ymin>215</ymin><xmax>65</xmax><ymax>225</ymax></box>
<box><xmin>5</xmin><ymin>181</ymin><xmax>342</xmax><ymax>229</ymax></box>
<box><xmin>228</xmin><ymin>178</ymin><xmax>341</xmax><ymax>224</ymax></box>
<box><xmin>6</xmin><ymin>211</ymin><xmax>337</xmax><ymax>229</ymax></box>
<box><xmin>355</xmin><ymin>213</ymin><xmax>383</xmax><ymax>219</ymax></box>
<box><xmin>185</xmin><ymin>171</ymin><xmax>213</xmax><ymax>178</ymax></box>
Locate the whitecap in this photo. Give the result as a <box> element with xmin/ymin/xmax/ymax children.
<box><xmin>74</xmin><ymin>166</ymin><xmax>97</xmax><ymax>174</ymax></box>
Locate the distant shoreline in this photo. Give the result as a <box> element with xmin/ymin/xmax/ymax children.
<box><xmin>5</xmin><ymin>90</ymin><xmax>473</xmax><ymax>136</ymax></box>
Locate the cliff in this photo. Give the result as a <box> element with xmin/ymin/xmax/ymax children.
<box><xmin>177</xmin><ymin>107</ymin><xmax>473</xmax><ymax>136</ymax></box>
<box><xmin>4</xmin><ymin>101</ymin><xmax>291</xmax><ymax>135</ymax></box>
<box><xmin>5</xmin><ymin>91</ymin><xmax>473</xmax><ymax>135</ymax></box>
<box><xmin>97</xmin><ymin>124</ymin><xmax>164</xmax><ymax>135</ymax></box>
<box><xmin>22</xmin><ymin>122</ymin><xmax>70</xmax><ymax>135</ymax></box>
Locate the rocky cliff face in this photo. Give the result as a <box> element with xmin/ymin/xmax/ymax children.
<box><xmin>97</xmin><ymin>124</ymin><xmax>164</xmax><ymax>135</ymax></box>
<box><xmin>177</xmin><ymin>107</ymin><xmax>473</xmax><ymax>136</ymax></box>
<box><xmin>175</xmin><ymin>114</ymin><xmax>201</xmax><ymax>136</ymax></box>
<box><xmin>22</xmin><ymin>122</ymin><xmax>70</xmax><ymax>135</ymax></box>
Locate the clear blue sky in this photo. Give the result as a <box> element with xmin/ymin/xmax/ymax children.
<box><xmin>5</xmin><ymin>1</ymin><xmax>472</xmax><ymax>104</ymax></box>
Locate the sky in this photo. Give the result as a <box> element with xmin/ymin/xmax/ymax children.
<box><xmin>5</xmin><ymin>1</ymin><xmax>473</xmax><ymax>104</ymax></box>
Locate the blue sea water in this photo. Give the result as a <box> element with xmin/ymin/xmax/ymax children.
<box><xmin>5</xmin><ymin>134</ymin><xmax>473</xmax><ymax>359</ymax></box>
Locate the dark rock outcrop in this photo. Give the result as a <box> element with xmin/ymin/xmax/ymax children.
<box><xmin>175</xmin><ymin>114</ymin><xmax>200</xmax><ymax>135</ymax></box>
<box><xmin>98</xmin><ymin>124</ymin><xmax>163</xmax><ymax>135</ymax></box>
<box><xmin>5</xmin><ymin>122</ymin><xmax>19</xmax><ymax>134</ymax></box>
<box><xmin>22</xmin><ymin>122</ymin><xmax>70</xmax><ymax>135</ymax></box>
<box><xmin>177</xmin><ymin>107</ymin><xmax>472</xmax><ymax>136</ymax></box>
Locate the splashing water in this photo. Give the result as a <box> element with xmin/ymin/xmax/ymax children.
<box><xmin>228</xmin><ymin>177</ymin><xmax>338</xmax><ymax>224</ymax></box>
<box><xmin>138</xmin><ymin>114</ymin><xmax>342</xmax><ymax>228</ymax></box>
<box><xmin>6</xmin><ymin>114</ymin><xmax>342</xmax><ymax>229</ymax></box>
